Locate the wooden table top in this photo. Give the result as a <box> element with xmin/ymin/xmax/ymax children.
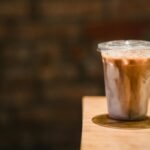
<box><xmin>80</xmin><ymin>96</ymin><xmax>150</xmax><ymax>150</ymax></box>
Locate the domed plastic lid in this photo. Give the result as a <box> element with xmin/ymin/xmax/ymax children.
<box><xmin>97</xmin><ymin>40</ymin><xmax>150</xmax><ymax>51</ymax></box>
<box><xmin>97</xmin><ymin>40</ymin><xmax>150</xmax><ymax>58</ymax></box>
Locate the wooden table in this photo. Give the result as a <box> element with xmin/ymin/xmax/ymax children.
<box><xmin>80</xmin><ymin>96</ymin><xmax>150</xmax><ymax>150</ymax></box>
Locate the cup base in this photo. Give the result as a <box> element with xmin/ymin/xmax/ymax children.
<box><xmin>92</xmin><ymin>114</ymin><xmax>150</xmax><ymax>129</ymax></box>
<box><xmin>108</xmin><ymin>114</ymin><xmax>147</xmax><ymax>121</ymax></box>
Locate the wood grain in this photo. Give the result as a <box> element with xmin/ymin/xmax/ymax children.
<box><xmin>80</xmin><ymin>96</ymin><xmax>150</xmax><ymax>150</ymax></box>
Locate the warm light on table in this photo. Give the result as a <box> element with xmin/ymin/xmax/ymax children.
<box><xmin>80</xmin><ymin>96</ymin><xmax>150</xmax><ymax>150</ymax></box>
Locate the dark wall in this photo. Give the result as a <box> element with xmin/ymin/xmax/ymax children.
<box><xmin>0</xmin><ymin>0</ymin><xmax>150</xmax><ymax>150</ymax></box>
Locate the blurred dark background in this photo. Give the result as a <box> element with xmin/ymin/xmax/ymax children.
<box><xmin>0</xmin><ymin>0</ymin><xmax>150</xmax><ymax>149</ymax></box>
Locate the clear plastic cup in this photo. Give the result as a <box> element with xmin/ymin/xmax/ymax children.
<box><xmin>97</xmin><ymin>40</ymin><xmax>150</xmax><ymax>121</ymax></box>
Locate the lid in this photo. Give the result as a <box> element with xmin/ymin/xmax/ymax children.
<box><xmin>97</xmin><ymin>40</ymin><xmax>150</xmax><ymax>51</ymax></box>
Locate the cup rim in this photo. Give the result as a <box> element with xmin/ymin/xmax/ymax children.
<box><xmin>97</xmin><ymin>40</ymin><xmax>150</xmax><ymax>52</ymax></box>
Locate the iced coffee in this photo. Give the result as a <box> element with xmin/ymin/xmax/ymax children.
<box><xmin>97</xmin><ymin>40</ymin><xmax>150</xmax><ymax>120</ymax></box>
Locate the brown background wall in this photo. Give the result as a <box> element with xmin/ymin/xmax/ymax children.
<box><xmin>0</xmin><ymin>0</ymin><xmax>150</xmax><ymax>149</ymax></box>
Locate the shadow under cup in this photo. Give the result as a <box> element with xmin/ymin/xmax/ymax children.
<box><xmin>97</xmin><ymin>40</ymin><xmax>150</xmax><ymax>121</ymax></box>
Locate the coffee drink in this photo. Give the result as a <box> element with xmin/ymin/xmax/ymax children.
<box><xmin>98</xmin><ymin>40</ymin><xmax>150</xmax><ymax>120</ymax></box>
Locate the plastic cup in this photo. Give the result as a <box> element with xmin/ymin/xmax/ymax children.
<box><xmin>97</xmin><ymin>40</ymin><xmax>150</xmax><ymax>121</ymax></box>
